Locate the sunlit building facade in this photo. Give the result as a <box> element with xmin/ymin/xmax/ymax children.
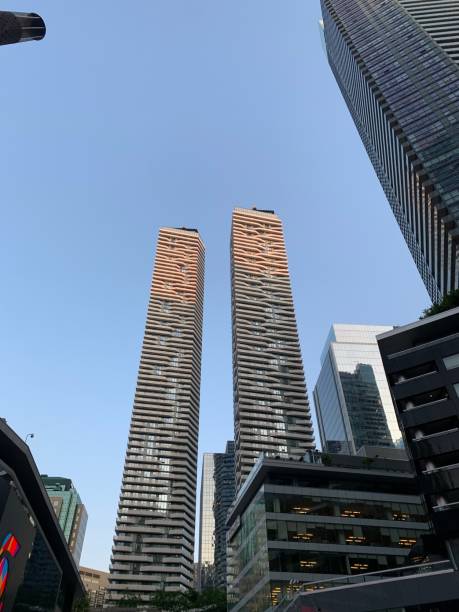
<box><xmin>314</xmin><ymin>324</ymin><xmax>402</xmax><ymax>454</ymax></box>
<box><xmin>107</xmin><ymin>228</ymin><xmax>205</xmax><ymax>602</ymax></box>
<box><xmin>41</xmin><ymin>476</ymin><xmax>88</xmax><ymax>565</ymax></box>
<box><xmin>231</xmin><ymin>208</ymin><xmax>314</xmax><ymax>491</ymax></box>
<box><xmin>321</xmin><ymin>0</ymin><xmax>459</xmax><ymax>301</ymax></box>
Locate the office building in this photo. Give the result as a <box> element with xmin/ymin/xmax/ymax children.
<box><xmin>231</xmin><ymin>208</ymin><xmax>314</xmax><ymax>490</ymax></box>
<box><xmin>79</xmin><ymin>566</ymin><xmax>109</xmax><ymax>608</ymax></box>
<box><xmin>0</xmin><ymin>11</ymin><xmax>45</xmax><ymax>45</ymax></box>
<box><xmin>107</xmin><ymin>228</ymin><xmax>205</xmax><ymax>603</ymax></box>
<box><xmin>314</xmin><ymin>324</ymin><xmax>402</xmax><ymax>454</ymax></box>
<box><xmin>214</xmin><ymin>441</ymin><xmax>235</xmax><ymax>590</ymax></box>
<box><xmin>321</xmin><ymin>0</ymin><xmax>459</xmax><ymax>301</ymax></box>
<box><xmin>42</xmin><ymin>476</ymin><xmax>88</xmax><ymax>565</ymax></box>
<box><xmin>378</xmin><ymin>306</ymin><xmax>459</xmax><ymax>563</ymax></box>
<box><xmin>227</xmin><ymin>452</ymin><xmax>431</xmax><ymax>611</ymax></box>
<box><xmin>197</xmin><ymin>453</ymin><xmax>216</xmax><ymax>590</ymax></box>
<box><xmin>0</xmin><ymin>420</ymin><xmax>84</xmax><ymax>611</ymax></box>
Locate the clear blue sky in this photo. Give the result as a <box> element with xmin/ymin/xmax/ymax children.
<box><xmin>1</xmin><ymin>1</ymin><xmax>430</xmax><ymax>570</ymax></box>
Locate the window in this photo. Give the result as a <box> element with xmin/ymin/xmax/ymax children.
<box><xmin>444</xmin><ymin>354</ymin><xmax>459</xmax><ymax>371</ymax></box>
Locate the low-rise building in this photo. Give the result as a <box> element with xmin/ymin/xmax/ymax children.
<box><xmin>226</xmin><ymin>452</ymin><xmax>431</xmax><ymax>611</ymax></box>
<box><xmin>0</xmin><ymin>419</ymin><xmax>85</xmax><ymax>611</ymax></box>
<box><xmin>80</xmin><ymin>565</ymin><xmax>109</xmax><ymax>607</ymax></box>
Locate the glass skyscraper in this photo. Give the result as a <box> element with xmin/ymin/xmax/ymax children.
<box><xmin>107</xmin><ymin>228</ymin><xmax>205</xmax><ymax>603</ymax></box>
<box><xmin>41</xmin><ymin>476</ymin><xmax>88</xmax><ymax>565</ymax></box>
<box><xmin>231</xmin><ymin>208</ymin><xmax>314</xmax><ymax>490</ymax></box>
<box><xmin>313</xmin><ymin>324</ymin><xmax>403</xmax><ymax>454</ymax></box>
<box><xmin>197</xmin><ymin>453</ymin><xmax>216</xmax><ymax>590</ymax></box>
<box><xmin>321</xmin><ymin>0</ymin><xmax>459</xmax><ymax>301</ymax></box>
<box><xmin>213</xmin><ymin>441</ymin><xmax>235</xmax><ymax>590</ymax></box>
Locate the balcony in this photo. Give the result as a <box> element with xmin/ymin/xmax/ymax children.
<box><xmin>422</xmin><ymin>462</ymin><xmax>459</xmax><ymax>494</ymax></box>
<box><xmin>411</xmin><ymin>428</ymin><xmax>459</xmax><ymax>459</ymax></box>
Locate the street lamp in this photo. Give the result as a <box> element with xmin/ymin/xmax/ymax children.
<box><xmin>0</xmin><ymin>11</ymin><xmax>45</xmax><ymax>46</ymax></box>
<box><xmin>25</xmin><ymin>433</ymin><xmax>34</xmax><ymax>444</ymax></box>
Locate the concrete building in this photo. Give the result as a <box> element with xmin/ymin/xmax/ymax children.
<box><xmin>107</xmin><ymin>228</ymin><xmax>205</xmax><ymax>603</ymax></box>
<box><xmin>197</xmin><ymin>453</ymin><xmax>216</xmax><ymax>590</ymax></box>
<box><xmin>321</xmin><ymin>0</ymin><xmax>459</xmax><ymax>301</ymax></box>
<box><xmin>227</xmin><ymin>453</ymin><xmax>431</xmax><ymax>612</ymax></box>
<box><xmin>378</xmin><ymin>306</ymin><xmax>459</xmax><ymax>564</ymax></box>
<box><xmin>231</xmin><ymin>208</ymin><xmax>314</xmax><ymax>491</ymax></box>
<box><xmin>0</xmin><ymin>420</ymin><xmax>84</xmax><ymax>611</ymax></box>
<box><xmin>314</xmin><ymin>324</ymin><xmax>402</xmax><ymax>454</ymax></box>
<box><xmin>213</xmin><ymin>441</ymin><xmax>235</xmax><ymax>590</ymax></box>
<box><xmin>79</xmin><ymin>566</ymin><xmax>109</xmax><ymax>607</ymax></box>
<box><xmin>42</xmin><ymin>476</ymin><xmax>88</xmax><ymax>565</ymax></box>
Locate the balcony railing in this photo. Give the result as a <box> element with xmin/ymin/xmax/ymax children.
<box><xmin>275</xmin><ymin>560</ymin><xmax>452</xmax><ymax>610</ymax></box>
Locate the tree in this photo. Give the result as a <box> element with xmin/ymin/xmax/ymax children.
<box><xmin>72</xmin><ymin>597</ymin><xmax>90</xmax><ymax>612</ymax></box>
<box><xmin>421</xmin><ymin>289</ymin><xmax>459</xmax><ymax>318</ymax></box>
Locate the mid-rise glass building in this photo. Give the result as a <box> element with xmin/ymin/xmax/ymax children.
<box><xmin>226</xmin><ymin>454</ymin><xmax>430</xmax><ymax>611</ymax></box>
<box><xmin>41</xmin><ymin>476</ymin><xmax>88</xmax><ymax>565</ymax></box>
<box><xmin>313</xmin><ymin>324</ymin><xmax>402</xmax><ymax>454</ymax></box>
<box><xmin>321</xmin><ymin>0</ymin><xmax>459</xmax><ymax>301</ymax></box>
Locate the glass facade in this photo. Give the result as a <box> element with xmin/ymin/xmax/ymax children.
<box><xmin>314</xmin><ymin>324</ymin><xmax>402</xmax><ymax>454</ymax></box>
<box><xmin>41</xmin><ymin>476</ymin><xmax>87</xmax><ymax>565</ymax></box>
<box><xmin>227</xmin><ymin>463</ymin><xmax>430</xmax><ymax>612</ymax></box>
<box><xmin>213</xmin><ymin>441</ymin><xmax>235</xmax><ymax>590</ymax></box>
<box><xmin>198</xmin><ymin>453</ymin><xmax>216</xmax><ymax>589</ymax></box>
<box><xmin>321</xmin><ymin>0</ymin><xmax>459</xmax><ymax>301</ymax></box>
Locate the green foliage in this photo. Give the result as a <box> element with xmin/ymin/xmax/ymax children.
<box><xmin>421</xmin><ymin>289</ymin><xmax>459</xmax><ymax>318</ymax></box>
<box><xmin>119</xmin><ymin>592</ymin><xmax>144</xmax><ymax>607</ymax></box>
<box><xmin>321</xmin><ymin>453</ymin><xmax>332</xmax><ymax>466</ymax></box>
<box><xmin>72</xmin><ymin>596</ymin><xmax>90</xmax><ymax>611</ymax></box>
<box><xmin>149</xmin><ymin>588</ymin><xmax>227</xmax><ymax>611</ymax></box>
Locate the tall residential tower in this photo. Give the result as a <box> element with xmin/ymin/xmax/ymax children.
<box><xmin>107</xmin><ymin>228</ymin><xmax>205</xmax><ymax>603</ymax></box>
<box><xmin>231</xmin><ymin>208</ymin><xmax>314</xmax><ymax>490</ymax></box>
<box><xmin>321</xmin><ymin>0</ymin><xmax>459</xmax><ymax>301</ymax></box>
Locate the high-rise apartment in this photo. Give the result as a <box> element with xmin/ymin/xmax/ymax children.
<box><xmin>214</xmin><ymin>440</ymin><xmax>235</xmax><ymax>590</ymax></box>
<box><xmin>313</xmin><ymin>324</ymin><xmax>402</xmax><ymax>454</ymax></box>
<box><xmin>107</xmin><ymin>228</ymin><xmax>205</xmax><ymax>603</ymax></box>
<box><xmin>231</xmin><ymin>208</ymin><xmax>314</xmax><ymax>490</ymax></box>
<box><xmin>321</xmin><ymin>0</ymin><xmax>459</xmax><ymax>301</ymax></box>
<box><xmin>197</xmin><ymin>453</ymin><xmax>216</xmax><ymax>590</ymax></box>
<box><xmin>41</xmin><ymin>476</ymin><xmax>88</xmax><ymax>565</ymax></box>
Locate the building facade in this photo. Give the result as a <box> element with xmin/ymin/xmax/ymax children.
<box><xmin>231</xmin><ymin>208</ymin><xmax>314</xmax><ymax>491</ymax></box>
<box><xmin>321</xmin><ymin>0</ymin><xmax>459</xmax><ymax>301</ymax></box>
<box><xmin>226</xmin><ymin>454</ymin><xmax>431</xmax><ymax>612</ymax></box>
<box><xmin>79</xmin><ymin>566</ymin><xmax>109</xmax><ymax>608</ymax></box>
<box><xmin>0</xmin><ymin>420</ymin><xmax>84</xmax><ymax>611</ymax></box>
<box><xmin>42</xmin><ymin>476</ymin><xmax>88</xmax><ymax>565</ymax></box>
<box><xmin>213</xmin><ymin>440</ymin><xmax>235</xmax><ymax>590</ymax></box>
<box><xmin>377</xmin><ymin>307</ymin><xmax>459</xmax><ymax>563</ymax></box>
<box><xmin>197</xmin><ymin>453</ymin><xmax>216</xmax><ymax>590</ymax></box>
<box><xmin>107</xmin><ymin>228</ymin><xmax>205</xmax><ymax>603</ymax></box>
<box><xmin>314</xmin><ymin>324</ymin><xmax>402</xmax><ymax>454</ymax></box>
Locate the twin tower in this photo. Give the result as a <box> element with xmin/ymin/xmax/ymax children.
<box><xmin>106</xmin><ymin>207</ymin><xmax>314</xmax><ymax>603</ymax></box>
